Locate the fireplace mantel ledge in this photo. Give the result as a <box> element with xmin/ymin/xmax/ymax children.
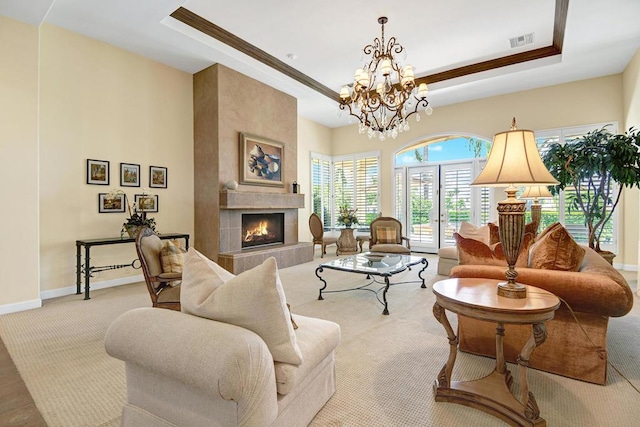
<box><xmin>220</xmin><ymin>190</ymin><xmax>305</xmax><ymax>210</ymax></box>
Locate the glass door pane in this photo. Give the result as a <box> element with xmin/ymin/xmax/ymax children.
<box><xmin>407</xmin><ymin>166</ymin><xmax>438</xmax><ymax>252</ymax></box>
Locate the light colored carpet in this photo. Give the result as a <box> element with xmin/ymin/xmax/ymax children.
<box><xmin>1</xmin><ymin>252</ymin><xmax>639</xmax><ymax>426</ymax></box>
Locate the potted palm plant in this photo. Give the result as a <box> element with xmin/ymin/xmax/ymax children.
<box><xmin>542</xmin><ymin>125</ymin><xmax>640</xmax><ymax>262</ymax></box>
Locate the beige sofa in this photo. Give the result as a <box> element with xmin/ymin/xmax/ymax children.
<box><xmin>449</xmin><ymin>246</ymin><xmax>633</xmax><ymax>384</ymax></box>
<box><xmin>105</xmin><ymin>307</ymin><xmax>341</xmax><ymax>426</ymax></box>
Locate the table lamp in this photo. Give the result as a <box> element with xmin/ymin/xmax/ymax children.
<box><xmin>520</xmin><ymin>185</ymin><xmax>554</xmax><ymax>235</ymax></box>
<box><xmin>471</xmin><ymin>118</ymin><xmax>559</xmax><ymax>298</ymax></box>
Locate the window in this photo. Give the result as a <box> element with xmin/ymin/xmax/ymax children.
<box><xmin>311</xmin><ymin>151</ymin><xmax>380</xmax><ymax>228</ymax></box>
<box><xmin>535</xmin><ymin>123</ymin><xmax>618</xmax><ymax>251</ymax></box>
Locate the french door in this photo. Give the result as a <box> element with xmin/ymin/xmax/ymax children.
<box><xmin>398</xmin><ymin>161</ymin><xmax>486</xmax><ymax>253</ymax></box>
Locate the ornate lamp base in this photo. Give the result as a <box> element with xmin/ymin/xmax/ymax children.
<box><xmin>497</xmin><ymin>186</ymin><xmax>528</xmax><ymax>299</ymax></box>
<box><xmin>497</xmin><ymin>282</ymin><xmax>527</xmax><ymax>299</ymax></box>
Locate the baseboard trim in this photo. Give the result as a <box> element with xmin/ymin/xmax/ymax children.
<box><xmin>40</xmin><ymin>275</ymin><xmax>145</xmax><ymax>301</ymax></box>
<box><xmin>615</xmin><ymin>263</ymin><xmax>638</xmax><ymax>272</ymax></box>
<box><xmin>0</xmin><ymin>299</ymin><xmax>42</xmax><ymax>315</ymax></box>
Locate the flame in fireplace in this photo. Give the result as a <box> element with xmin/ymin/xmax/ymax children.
<box><xmin>244</xmin><ymin>221</ymin><xmax>269</xmax><ymax>242</ymax></box>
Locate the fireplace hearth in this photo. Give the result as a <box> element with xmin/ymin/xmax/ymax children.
<box><xmin>242</xmin><ymin>213</ymin><xmax>285</xmax><ymax>249</ymax></box>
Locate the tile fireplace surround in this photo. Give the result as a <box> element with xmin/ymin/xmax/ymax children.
<box><xmin>217</xmin><ymin>190</ymin><xmax>313</xmax><ymax>274</ymax></box>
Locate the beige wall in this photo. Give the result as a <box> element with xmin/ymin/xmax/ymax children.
<box><xmin>37</xmin><ymin>24</ymin><xmax>194</xmax><ymax>294</ymax></box>
<box><xmin>622</xmin><ymin>48</ymin><xmax>640</xmax><ymax>279</ymax></box>
<box><xmin>330</xmin><ymin>75</ymin><xmax>639</xmax><ymax>268</ymax></box>
<box><xmin>0</xmin><ymin>20</ymin><xmax>194</xmax><ymax>314</ymax></box>
<box><xmin>297</xmin><ymin>117</ymin><xmax>333</xmax><ymax>242</ymax></box>
<box><xmin>0</xmin><ymin>16</ymin><xmax>40</xmax><ymax>309</ymax></box>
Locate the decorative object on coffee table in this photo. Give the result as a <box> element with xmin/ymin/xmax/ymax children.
<box><xmin>471</xmin><ymin>118</ymin><xmax>558</xmax><ymax>299</ymax></box>
<box><xmin>520</xmin><ymin>185</ymin><xmax>553</xmax><ymax>235</ymax></box>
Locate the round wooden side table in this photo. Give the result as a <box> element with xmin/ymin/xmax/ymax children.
<box><xmin>431</xmin><ymin>278</ymin><xmax>560</xmax><ymax>427</ymax></box>
<box><xmin>336</xmin><ymin>228</ymin><xmax>357</xmax><ymax>255</ymax></box>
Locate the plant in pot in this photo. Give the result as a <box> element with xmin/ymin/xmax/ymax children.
<box><xmin>106</xmin><ymin>189</ymin><xmax>157</xmax><ymax>238</ymax></box>
<box><xmin>542</xmin><ymin>125</ymin><xmax>640</xmax><ymax>262</ymax></box>
<box><xmin>337</xmin><ymin>205</ymin><xmax>359</xmax><ymax>228</ymax></box>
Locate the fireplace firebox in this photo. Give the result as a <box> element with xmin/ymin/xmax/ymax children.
<box><xmin>241</xmin><ymin>213</ymin><xmax>285</xmax><ymax>249</ymax></box>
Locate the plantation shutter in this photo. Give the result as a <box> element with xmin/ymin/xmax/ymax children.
<box><xmin>311</xmin><ymin>155</ymin><xmax>332</xmax><ymax>226</ymax></box>
<box><xmin>442</xmin><ymin>165</ymin><xmax>472</xmax><ymax>245</ymax></box>
<box><xmin>355</xmin><ymin>155</ymin><xmax>379</xmax><ymax>226</ymax></box>
<box><xmin>333</xmin><ymin>159</ymin><xmax>355</xmax><ymax>225</ymax></box>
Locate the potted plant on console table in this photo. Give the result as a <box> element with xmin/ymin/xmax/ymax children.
<box><xmin>106</xmin><ymin>189</ymin><xmax>157</xmax><ymax>239</ymax></box>
<box><xmin>542</xmin><ymin>125</ymin><xmax>640</xmax><ymax>263</ymax></box>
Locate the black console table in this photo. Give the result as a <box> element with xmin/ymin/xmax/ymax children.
<box><xmin>75</xmin><ymin>233</ymin><xmax>189</xmax><ymax>300</ymax></box>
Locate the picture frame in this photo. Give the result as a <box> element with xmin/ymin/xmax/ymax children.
<box><xmin>239</xmin><ymin>133</ymin><xmax>284</xmax><ymax>187</ymax></box>
<box><xmin>120</xmin><ymin>163</ymin><xmax>140</xmax><ymax>187</ymax></box>
<box><xmin>98</xmin><ymin>193</ymin><xmax>126</xmax><ymax>213</ymax></box>
<box><xmin>86</xmin><ymin>159</ymin><xmax>110</xmax><ymax>185</ymax></box>
<box><xmin>149</xmin><ymin>166</ymin><xmax>168</xmax><ymax>188</ymax></box>
<box><xmin>134</xmin><ymin>194</ymin><xmax>159</xmax><ymax>213</ymax></box>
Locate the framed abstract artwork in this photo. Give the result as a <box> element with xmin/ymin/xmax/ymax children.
<box><xmin>239</xmin><ymin>133</ymin><xmax>283</xmax><ymax>187</ymax></box>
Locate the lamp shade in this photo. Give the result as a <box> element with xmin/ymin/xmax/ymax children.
<box><xmin>471</xmin><ymin>124</ymin><xmax>559</xmax><ymax>187</ymax></box>
<box><xmin>520</xmin><ymin>185</ymin><xmax>553</xmax><ymax>199</ymax></box>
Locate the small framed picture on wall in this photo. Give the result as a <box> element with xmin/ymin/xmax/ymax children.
<box><xmin>149</xmin><ymin>166</ymin><xmax>167</xmax><ymax>188</ymax></box>
<box><xmin>135</xmin><ymin>194</ymin><xmax>159</xmax><ymax>213</ymax></box>
<box><xmin>98</xmin><ymin>193</ymin><xmax>126</xmax><ymax>213</ymax></box>
<box><xmin>120</xmin><ymin>163</ymin><xmax>140</xmax><ymax>187</ymax></box>
<box><xmin>86</xmin><ymin>159</ymin><xmax>110</xmax><ymax>185</ymax></box>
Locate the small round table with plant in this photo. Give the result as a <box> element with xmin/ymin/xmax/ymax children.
<box><xmin>336</xmin><ymin>206</ymin><xmax>359</xmax><ymax>255</ymax></box>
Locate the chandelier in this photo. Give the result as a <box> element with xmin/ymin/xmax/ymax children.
<box><xmin>339</xmin><ymin>17</ymin><xmax>432</xmax><ymax>141</ymax></box>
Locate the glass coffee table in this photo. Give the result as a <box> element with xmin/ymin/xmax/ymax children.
<box><xmin>315</xmin><ymin>252</ymin><xmax>428</xmax><ymax>315</ymax></box>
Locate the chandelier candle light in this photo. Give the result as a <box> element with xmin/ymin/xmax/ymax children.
<box><xmin>339</xmin><ymin>17</ymin><xmax>432</xmax><ymax>141</ymax></box>
<box><xmin>471</xmin><ymin>118</ymin><xmax>559</xmax><ymax>299</ymax></box>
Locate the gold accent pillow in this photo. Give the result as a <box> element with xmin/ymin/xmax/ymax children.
<box><xmin>455</xmin><ymin>232</ymin><xmax>533</xmax><ymax>267</ymax></box>
<box><xmin>160</xmin><ymin>240</ymin><xmax>186</xmax><ymax>274</ymax></box>
<box><xmin>376</xmin><ymin>226</ymin><xmax>397</xmax><ymax>244</ymax></box>
<box><xmin>529</xmin><ymin>223</ymin><xmax>586</xmax><ymax>271</ymax></box>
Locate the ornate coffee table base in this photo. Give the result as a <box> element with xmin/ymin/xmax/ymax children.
<box><xmin>433</xmin><ymin>302</ymin><xmax>547</xmax><ymax>426</ymax></box>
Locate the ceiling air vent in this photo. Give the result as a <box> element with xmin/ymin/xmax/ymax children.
<box><xmin>509</xmin><ymin>33</ymin><xmax>534</xmax><ymax>48</ymax></box>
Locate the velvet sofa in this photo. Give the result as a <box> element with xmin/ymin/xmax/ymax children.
<box><xmin>105</xmin><ymin>307</ymin><xmax>341</xmax><ymax>426</ymax></box>
<box><xmin>449</xmin><ymin>245</ymin><xmax>633</xmax><ymax>384</ymax></box>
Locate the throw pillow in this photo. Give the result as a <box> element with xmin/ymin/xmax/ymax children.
<box><xmin>458</xmin><ymin>221</ymin><xmax>490</xmax><ymax>244</ymax></box>
<box><xmin>181</xmin><ymin>248</ymin><xmax>303</xmax><ymax>365</ymax></box>
<box><xmin>376</xmin><ymin>226</ymin><xmax>397</xmax><ymax>244</ymax></box>
<box><xmin>488</xmin><ymin>221</ymin><xmax>538</xmax><ymax>245</ymax></box>
<box><xmin>160</xmin><ymin>240</ymin><xmax>186</xmax><ymax>274</ymax></box>
<box><xmin>455</xmin><ymin>232</ymin><xmax>533</xmax><ymax>267</ymax></box>
<box><xmin>529</xmin><ymin>223</ymin><xmax>586</xmax><ymax>271</ymax></box>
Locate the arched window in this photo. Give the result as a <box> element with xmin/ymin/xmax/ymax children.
<box><xmin>394</xmin><ymin>135</ymin><xmax>493</xmax><ymax>253</ymax></box>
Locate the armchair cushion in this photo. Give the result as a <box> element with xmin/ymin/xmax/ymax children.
<box><xmin>376</xmin><ymin>226</ymin><xmax>397</xmax><ymax>244</ymax></box>
<box><xmin>529</xmin><ymin>222</ymin><xmax>585</xmax><ymax>271</ymax></box>
<box><xmin>160</xmin><ymin>240</ymin><xmax>186</xmax><ymax>274</ymax></box>
<box><xmin>181</xmin><ymin>249</ymin><xmax>303</xmax><ymax>365</ymax></box>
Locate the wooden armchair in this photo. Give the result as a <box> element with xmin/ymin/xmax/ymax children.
<box><xmin>135</xmin><ymin>228</ymin><xmax>181</xmax><ymax>311</ymax></box>
<box><xmin>309</xmin><ymin>213</ymin><xmax>337</xmax><ymax>258</ymax></box>
<box><xmin>369</xmin><ymin>216</ymin><xmax>411</xmax><ymax>254</ymax></box>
